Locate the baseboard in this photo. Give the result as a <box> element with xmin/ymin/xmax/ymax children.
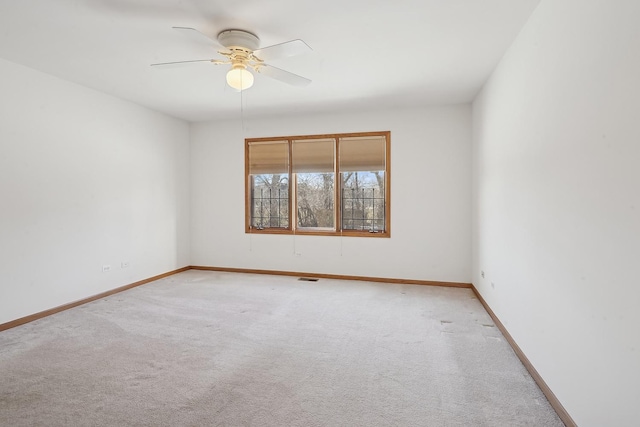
<box><xmin>0</xmin><ymin>267</ymin><xmax>190</xmax><ymax>332</ymax></box>
<box><xmin>471</xmin><ymin>285</ymin><xmax>576</xmax><ymax>427</ymax></box>
<box><xmin>189</xmin><ymin>265</ymin><xmax>472</xmax><ymax>289</ymax></box>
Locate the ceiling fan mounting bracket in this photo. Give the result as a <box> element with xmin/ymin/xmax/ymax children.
<box><xmin>217</xmin><ymin>29</ymin><xmax>260</xmax><ymax>51</ymax></box>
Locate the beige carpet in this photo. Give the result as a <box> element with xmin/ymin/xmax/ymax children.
<box><xmin>0</xmin><ymin>270</ymin><xmax>563</xmax><ymax>426</ymax></box>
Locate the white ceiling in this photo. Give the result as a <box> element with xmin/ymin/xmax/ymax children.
<box><xmin>0</xmin><ymin>0</ymin><xmax>540</xmax><ymax>122</ymax></box>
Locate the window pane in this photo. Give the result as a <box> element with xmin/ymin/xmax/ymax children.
<box><xmin>251</xmin><ymin>174</ymin><xmax>289</xmax><ymax>229</ymax></box>
<box><xmin>341</xmin><ymin>171</ymin><xmax>385</xmax><ymax>232</ymax></box>
<box><xmin>296</xmin><ymin>172</ymin><xmax>335</xmax><ymax>229</ymax></box>
<box><xmin>339</xmin><ymin>134</ymin><xmax>387</xmax><ymax>233</ymax></box>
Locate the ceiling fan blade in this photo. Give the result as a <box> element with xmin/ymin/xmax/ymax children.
<box><xmin>151</xmin><ymin>59</ymin><xmax>226</xmax><ymax>68</ymax></box>
<box><xmin>257</xmin><ymin>64</ymin><xmax>311</xmax><ymax>87</ymax></box>
<box><xmin>253</xmin><ymin>39</ymin><xmax>311</xmax><ymax>61</ymax></box>
<box><xmin>172</xmin><ymin>26</ymin><xmax>221</xmax><ymax>47</ymax></box>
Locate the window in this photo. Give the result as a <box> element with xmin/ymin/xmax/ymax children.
<box><xmin>246</xmin><ymin>131</ymin><xmax>390</xmax><ymax>237</ymax></box>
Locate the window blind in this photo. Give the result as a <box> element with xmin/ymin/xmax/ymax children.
<box><xmin>292</xmin><ymin>138</ymin><xmax>335</xmax><ymax>173</ymax></box>
<box><xmin>248</xmin><ymin>140</ymin><xmax>289</xmax><ymax>174</ymax></box>
<box><xmin>339</xmin><ymin>135</ymin><xmax>386</xmax><ymax>172</ymax></box>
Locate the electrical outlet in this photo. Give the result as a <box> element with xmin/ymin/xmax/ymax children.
<box><xmin>102</xmin><ymin>264</ymin><xmax>111</xmax><ymax>272</ymax></box>
<box><xmin>491</xmin><ymin>282</ymin><xmax>495</xmax><ymax>289</ymax></box>
<box><xmin>481</xmin><ymin>270</ymin><xmax>485</xmax><ymax>278</ymax></box>
<box><xmin>121</xmin><ymin>261</ymin><xmax>130</xmax><ymax>268</ymax></box>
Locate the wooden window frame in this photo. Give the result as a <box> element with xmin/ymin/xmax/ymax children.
<box><xmin>245</xmin><ymin>131</ymin><xmax>391</xmax><ymax>238</ymax></box>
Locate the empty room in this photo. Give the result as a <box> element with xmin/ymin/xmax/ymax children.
<box><xmin>1</xmin><ymin>1</ymin><xmax>638</xmax><ymax>426</ymax></box>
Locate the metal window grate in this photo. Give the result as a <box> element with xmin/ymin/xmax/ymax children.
<box><xmin>341</xmin><ymin>188</ymin><xmax>385</xmax><ymax>232</ymax></box>
<box><xmin>251</xmin><ymin>187</ymin><xmax>289</xmax><ymax>229</ymax></box>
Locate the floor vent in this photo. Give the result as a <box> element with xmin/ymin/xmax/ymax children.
<box><xmin>298</xmin><ymin>277</ymin><xmax>319</xmax><ymax>282</ymax></box>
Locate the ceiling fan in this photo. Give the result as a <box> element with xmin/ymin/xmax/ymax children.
<box><xmin>151</xmin><ymin>27</ymin><xmax>312</xmax><ymax>91</ymax></box>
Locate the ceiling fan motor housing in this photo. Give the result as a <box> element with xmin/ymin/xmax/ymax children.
<box><xmin>217</xmin><ymin>29</ymin><xmax>260</xmax><ymax>51</ymax></box>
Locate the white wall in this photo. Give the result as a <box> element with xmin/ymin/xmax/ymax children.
<box><xmin>472</xmin><ymin>1</ymin><xmax>640</xmax><ymax>425</ymax></box>
<box><xmin>191</xmin><ymin>106</ymin><xmax>471</xmax><ymax>283</ymax></box>
<box><xmin>0</xmin><ymin>58</ymin><xmax>190</xmax><ymax>325</ymax></box>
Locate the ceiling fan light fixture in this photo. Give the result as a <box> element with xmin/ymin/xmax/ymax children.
<box><xmin>226</xmin><ymin>65</ymin><xmax>254</xmax><ymax>91</ymax></box>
